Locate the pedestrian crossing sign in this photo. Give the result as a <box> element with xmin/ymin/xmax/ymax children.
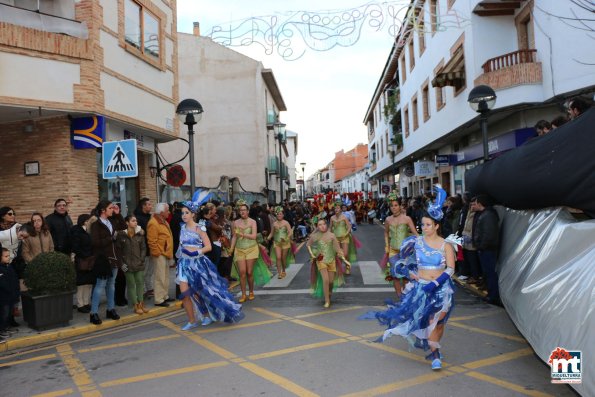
<box><xmin>102</xmin><ymin>139</ymin><xmax>138</xmax><ymax>179</ymax></box>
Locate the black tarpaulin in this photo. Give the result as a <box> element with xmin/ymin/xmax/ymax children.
<box><xmin>465</xmin><ymin>107</ymin><xmax>595</xmax><ymax>216</ymax></box>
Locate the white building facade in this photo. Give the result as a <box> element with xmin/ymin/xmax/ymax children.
<box><xmin>160</xmin><ymin>26</ymin><xmax>295</xmax><ymax>204</ymax></box>
<box><xmin>365</xmin><ymin>0</ymin><xmax>595</xmax><ymax>198</ymax></box>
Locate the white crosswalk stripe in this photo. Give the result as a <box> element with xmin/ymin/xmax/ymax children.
<box><xmin>264</xmin><ymin>263</ymin><xmax>304</xmax><ymax>288</ymax></box>
<box><xmin>358</xmin><ymin>261</ymin><xmax>389</xmax><ymax>285</ymax></box>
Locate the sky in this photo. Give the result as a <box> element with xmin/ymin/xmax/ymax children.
<box><xmin>177</xmin><ymin>1</ymin><xmax>404</xmax><ymax>178</ymax></box>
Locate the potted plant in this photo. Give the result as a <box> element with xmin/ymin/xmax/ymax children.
<box><xmin>21</xmin><ymin>252</ymin><xmax>76</xmax><ymax>330</ymax></box>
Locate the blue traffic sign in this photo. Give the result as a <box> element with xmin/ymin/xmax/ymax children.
<box><xmin>102</xmin><ymin>139</ymin><xmax>138</xmax><ymax>179</ymax></box>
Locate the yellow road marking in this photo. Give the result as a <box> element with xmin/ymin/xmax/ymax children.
<box><xmin>98</xmin><ymin>361</ymin><xmax>229</xmax><ymax>387</ymax></box>
<box><xmin>32</xmin><ymin>389</ymin><xmax>75</xmax><ymax>397</ymax></box>
<box><xmin>359</xmin><ymin>331</ymin><xmax>383</xmax><ymax>339</ymax></box>
<box><xmin>239</xmin><ymin>361</ymin><xmax>319</xmax><ymax>397</ymax></box>
<box><xmin>466</xmin><ymin>371</ymin><xmax>555</xmax><ymax>397</ymax></box>
<box><xmin>448</xmin><ymin>321</ymin><xmax>527</xmax><ymax>343</ymax></box>
<box><xmin>196</xmin><ymin>319</ymin><xmax>283</xmax><ymax>334</ymax></box>
<box><xmin>247</xmin><ymin>338</ymin><xmax>348</xmax><ymax>360</ymax></box>
<box><xmin>461</xmin><ymin>347</ymin><xmax>534</xmax><ymax>370</ymax></box>
<box><xmin>290</xmin><ymin>318</ymin><xmax>352</xmax><ymax>337</ymax></box>
<box><xmin>77</xmin><ymin>334</ymin><xmax>180</xmax><ymax>353</ymax></box>
<box><xmin>56</xmin><ymin>344</ymin><xmax>101</xmax><ymax>397</ymax></box>
<box><xmin>295</xmin><ymin>306</ymin><xmax>363</xmax><ymax>318</ymax></box>
<box><xmin>0</xmin><ymin>353</ymin><xmax>57</xmax><ymax>368</ymax></box>
<box><xmin>340</xmin><ymin>370</ymin><xmax>454</xmax><ymax>397</ymax></box>
<box><xmin>252</xmin><ymin>307</ymin><xmax>291</xmax><ymax>319</ymax></box>
<box><xmin>357</xmin><ymin>339</ymin><xmax>433</xmax><ymax>365</ymax></box>
<box><xmin>159</xmin><ymin>320</ymin><xmax>238</xmax><ymax>359</ymax></box>
<box><xmin>449</xmin><ymin>311</ymin><xmax>500</xmax><ymax>321</ymax></box>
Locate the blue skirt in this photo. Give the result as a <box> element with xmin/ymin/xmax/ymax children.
<box><xmin>177</xmin><ymin>254</ymin><xmax>244</xmax><ymax>324</ymax></box>
<box><xmin>361</xmin><ymin>278</ymin><xmax>454</xmax><ymax>350</ymax></box>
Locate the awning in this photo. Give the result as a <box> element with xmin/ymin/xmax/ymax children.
<box><xmin>431</xmin><ymin>48</ymin><xmax>466</xmax><ymax>88</ymax></box>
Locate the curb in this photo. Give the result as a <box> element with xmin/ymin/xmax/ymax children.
<box><xmin>0</xmin><ymin>302</ymin><xmax>183</xmax><ymax>354</ymax></box>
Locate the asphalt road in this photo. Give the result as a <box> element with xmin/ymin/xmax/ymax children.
<box><xmin>0</xmin><ymin>223</ymin><xmax>578</xmax><ymax>397</ymax></box>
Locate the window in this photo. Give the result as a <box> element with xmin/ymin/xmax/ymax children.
<box><xmin>418</xmin><ymin>10</ymin><xmax>426</xmax><ymax>55</ymax></box>
<box><xmin>430</xmin><ymin>0</ymin><xmax>439</xmax><ymax>34</ymax></box>
<box><xmin>400</xmin><ymin>54</ymin><xmax>407</xmax><ymax>82</ymax></box>
<box><xmin>516</xmin><ymin>4</ymin><xmax>535</xmax><ymax>50</ymax></box>
<box><xmin>124</xmin><ymin>0</ymin><xmax>161</xmax><ymax>63</ymax></box>
<box><xmin>422</xmin><ymin>82</ymin><xmax>430</xmax><ymax>122</ymax></box>
<box><xmin>408</xmin><ymin>39</ymin><xmax>415</xmax><ymax>70</ymax></box>
<box><xmin>403</xmin><ymin>105</ymin><xmax>410</xmax><ymax>137</ymax></box>
<box><xmin>412</xmin><ymin>96</ymin><xmax>419</xmax><ymax>131</ymax></box>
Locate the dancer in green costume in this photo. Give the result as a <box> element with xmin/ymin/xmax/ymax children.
<box><xmin>268</xmin><ymin>206</ymin><xmax>294</xmax><ymax>278</ymax></box>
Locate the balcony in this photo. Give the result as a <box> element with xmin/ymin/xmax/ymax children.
<box><xmin>474</xmin><ymin>49</ymin><xmax>542</xmax><ymax>90</ymax></box>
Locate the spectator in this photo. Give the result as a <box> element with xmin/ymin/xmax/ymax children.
<box><xmin>147</xmin><ymin>203</ymin><xmax>174</xmax><ymax>307</ymax></box>
<box><xmin>534</xmin><ymin>120</ymin><xmax>551</xmax><ymax>136</ymax></box>
<box><xmin>0</xmin><ymin>207</ymin><xmax>17</xmax><ymax>232</ymax></box>
<box><xmin>0</xmin><ymin>248</ymin><xmax>20</xmax><ymax>343</ymax></box>
<box><xmin>568</xmin><ymin>97</ymin><xmax>590</xmax><ymax>120</ymax></box>
<box><xmin>22</xmin><ymin>212</ymin><xmax>54</xmax><ymax>264</ymax></box>
<box><xmin>109</xmin><ymin>203</ymin><xmax>127</xmax><ymax>307</ymax></box>
<box><xmin>461</xmin><ymin>198</ymin><xmax>482</xmax><ymax>284</ymax></box>
<box><xmin>550</xmin><ymin>115</ymin><xmax>568</xmax><ymax>129</ymax></box>
<box><xmin>45</xmin><ymin>198</ymin><xmax>73</xmax><ymax>255</ymax></box>
<box><xmin>116</xmin><ymin>215</ymin><xmax>148</xmax><ymax>315</ymax></box>
<box><xmin>471</xmin><ymin>195</ymin><xmax>501</xmax><ymax>306</ymax></box>
<box><xmin>216</xmin><ymin>206</ymin><xmax>234</xmax><ymax>281</ymax></box>
<box><xmin>201</xmin><ymin>205</ymin><xmax>222</xmax><ymax>273</ymax></box>
<box><xmin>89</xmin><ymin>200</ymin><xmax>121</xmax><ymax>325</ymax></box>
<box><xmin>71</xmin><ymin>214</ymin><xmax>95</xmax><ymax>313</ymax></box>
<box><xmin>134</xmin><ymin>198</ymin><xmax>153</xmax><ymax>298</ymax></box>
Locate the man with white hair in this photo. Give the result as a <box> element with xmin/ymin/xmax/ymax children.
<box><xmin>146</xmin><ymin>203</ymin><xmax>174</xmax><ymax>307</ymax></box>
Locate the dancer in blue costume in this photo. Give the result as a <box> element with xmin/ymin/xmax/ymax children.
<box><xmin>361</xmin><ymin>185</ymin><xmax>456</xmax><ymax>370</ymax></box>
<box><xmin>177</xmin><ymin>201</ymin><xmax>244</xmax><ymax>331</ymax></box>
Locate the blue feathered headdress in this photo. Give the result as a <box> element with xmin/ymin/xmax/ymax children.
<box><xmin>182</xmin><ymin>188</ymin><xmax>213</xmax><ymax>213</ymax></box>
<box><xmin>427</xmin><ymin>184</ymin><xmax>447</xmax><ymax>221</ymax></box>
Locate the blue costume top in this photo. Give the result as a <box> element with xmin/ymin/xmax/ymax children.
<box><xmin>176</xmin><ymin>224</ymin><xmax>244</xmax><ymax>324</ymax></box>
<box><xmin>415</xmin><ymin>237</ymin><xmax>447</xmax><ymax>271</ymax></box>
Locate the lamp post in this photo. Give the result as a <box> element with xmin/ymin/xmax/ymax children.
<box><xmin>274</xmin><ymin>121</ymin><xmax>287</xmax><ymax>204</ymax></box>
<box><xmin>467</xmin><ymin>85</ymin><xmax>496</xmax><ymax>162</ymax></box>
<box><xmin>176</xmin><ymin>99</ymin><xmax>204</xmax><ymax>197</ymax></box>
<box><xmin>300</xmin><ymin>162</ymin><xmax>306</xmax><ymax>201</ymax></box>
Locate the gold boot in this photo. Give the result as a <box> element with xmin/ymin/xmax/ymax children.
<box><xmin>140</xmin><ymin>302</ymin><xmax>149</xmax><ymax>313</ymax></box>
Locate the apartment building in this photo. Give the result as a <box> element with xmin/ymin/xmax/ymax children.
<box><xmin>159</xmin><ymin>25</ymin><xmax>292</xmax><ymax>204</ymax></box>
<box><xmin>0</xmin><ymin>0</ymin><xmax>179</xmax><ymax>217</ymax></box>
<box><xmin>365</xmin><ymin>0</ymin><xmax>594</xmax><ymax>197</ymax></box>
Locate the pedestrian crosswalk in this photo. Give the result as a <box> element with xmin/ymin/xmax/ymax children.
<box><xmin>263</xmin><ymin>261</ymin><xmax>391</xmax><ymax>289</ymax></box>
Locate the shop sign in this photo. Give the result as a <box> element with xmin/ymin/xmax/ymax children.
<box><xmin>71</xmin><ymin>116</ymin><xmax>105</xmax><ymax>149</ymax></box>
<box><xmin>436</xmin><ymin>154</ymin><xmax>457</xmax><ymax>166</ymax></box>
<box><xmin>414</xmin><ymin>161</ymin><xmax>436</xmax><ymax>177</ymax></box>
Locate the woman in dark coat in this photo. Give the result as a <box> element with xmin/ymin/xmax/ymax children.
<box><xmin>109</xmin><ymin>203</ymin><xmax>128</xmax><ymax>307</ymax></box>
<box><xmin>89</xmin><ymin>200</ymin><xmax>122</xmax><ymax>325</ymax></box>
<box><xmin>70</xmin><ymin>214</ymin><xmax>95</xmax><ymax>313</ymax></box>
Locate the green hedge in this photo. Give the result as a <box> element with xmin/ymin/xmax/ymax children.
<box><xmin>23</xmin><ymin>252</ymin><xmax>76</xmax><ymax>296</ymax></box>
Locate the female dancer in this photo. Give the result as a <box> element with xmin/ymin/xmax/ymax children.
<box><xmin>362</xmin><ymin>186</ymin><xmax>455</xmax><ymax>370</ymax></box>
<box><xmin>307</xmin><ymin>217</ymin><xmax>350</xmax><ymax>308</ymax></box>
<box><xmin>268</xmin><ymin>206</ymin><xmax>293</xmax><ymax>279</ymax></box>
<box><xmin>176</xmin><ymin>201</ymin><xmax>243</xmax><ymax>330</ymax></box>
<box><xmin>230</xmin><ymin>200</ymin><xmax>271</xmax><ymax>302</ymax></box>
<box><xmin>383</xmin><ymin>194</ymin><xmax>418</xmax><ymax>296</ymax></box>
<box><xmin>330</xmin><ymin>202</ymin><xmax>356</xmax><ymax>274</ymax></box>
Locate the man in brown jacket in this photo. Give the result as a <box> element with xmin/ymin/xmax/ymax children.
<box><xmin>146</xmin><ymin>203</ymin><xmax>174</xmax><ymax>307</ymax></box>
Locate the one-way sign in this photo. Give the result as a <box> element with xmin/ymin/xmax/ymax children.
<box><xmin>102</xmin><ymin>139</ymin><xmax>138</xmax><ymax>179</ymax></box>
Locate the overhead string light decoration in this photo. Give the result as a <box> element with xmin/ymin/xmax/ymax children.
<box><xmin>206</xmin><ymin>1</ymin><xmax>472</xmax><ymax>61</ymax></box>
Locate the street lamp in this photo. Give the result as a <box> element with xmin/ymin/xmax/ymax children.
<box><xmin>274</xmin><ymin>121</ymin><xmax>287</xmax><ymax>203</ymax></box>
<box><xmin>467</xmin><ymin>85</ymin><xmax>496</xmax><ymax>162</ymax></box>
<box><xmin>300</xmin><ymin>162</ymin><xmax>306</xmax><ymax>201</ymax></box>
<box><xmin>176</xmin><ymin>99</ymin><xmax>204</xmax><ymax>197</ymax></box>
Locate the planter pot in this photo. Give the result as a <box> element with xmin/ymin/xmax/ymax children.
<box><xmin>21</xmin><ymin>290</ymin><xmax>75</xmax><ymax>331</ymax></box>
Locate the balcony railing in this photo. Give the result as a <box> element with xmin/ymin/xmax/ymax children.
<box><xmin>482</xmin><ymin>49</ymin><xmax>537</xmax><ymax>73</ymax></box>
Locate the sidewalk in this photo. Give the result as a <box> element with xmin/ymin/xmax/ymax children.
<box><xmin>1</xmin><ymin>269</ymin><xmax>183</xmax><ymax>354</ymax></box>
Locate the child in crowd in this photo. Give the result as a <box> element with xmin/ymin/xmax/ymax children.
<box><xmin>0</xmin><ymin>248</ymin><xmax>20</xmax><ymax>343</ymax></box>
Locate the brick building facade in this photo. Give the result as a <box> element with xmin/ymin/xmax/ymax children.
<box><xmin>0</xmin><ymin>0</ymin><xmax>179</xmax><ymax>221</ymax></box>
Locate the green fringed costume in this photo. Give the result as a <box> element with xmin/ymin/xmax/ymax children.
<box><xmin>307</xmin><ymin>231</ymin><xmax>345</xmax><ymax>298</ymax></box>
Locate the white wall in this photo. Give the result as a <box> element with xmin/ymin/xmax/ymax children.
<box><xmin>0</xmin><ymin>52</ymin><xmax>79</xmax><ymax>102</ymax></box>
